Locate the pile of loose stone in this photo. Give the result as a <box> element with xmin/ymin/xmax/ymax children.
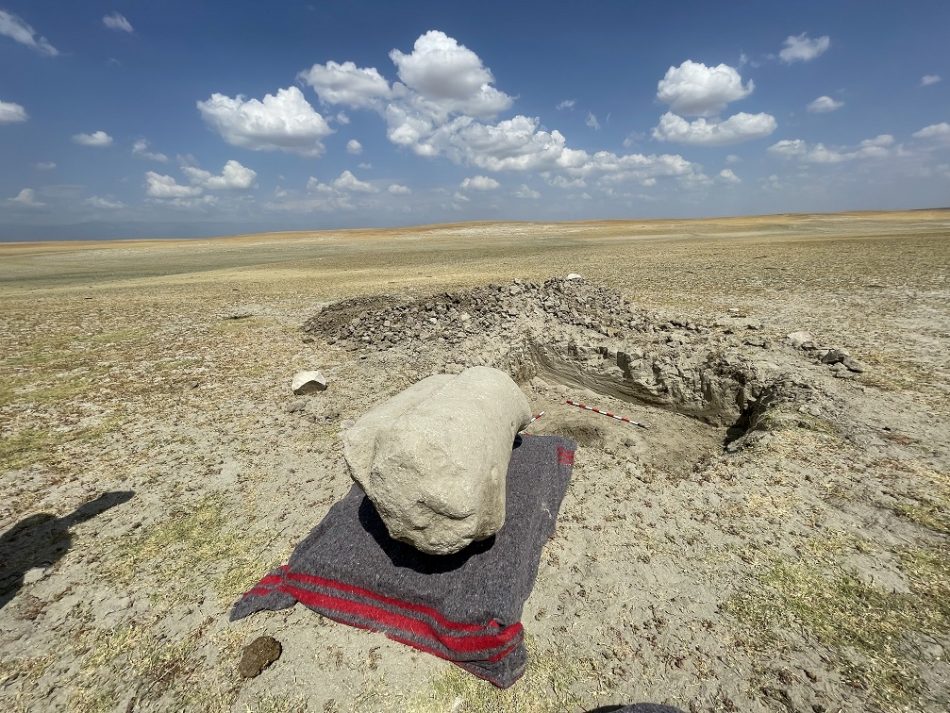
<box><xmin>786</xmin><ymin>330</ymin><xmax>867</xmax><ymax>378</ymax></box>
<box><xmin>304</xmin><ymin>276</ymin><xmax>671</xmax><ymax>352</ymax></box>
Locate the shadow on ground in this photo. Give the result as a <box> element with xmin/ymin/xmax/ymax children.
<box><xmin>0</xmin><ymin>491</ymin><xmax>134</xmax><ymax>610</ymax></box>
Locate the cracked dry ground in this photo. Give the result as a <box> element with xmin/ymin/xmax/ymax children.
<box><xmin>0</xmin><ymin>212</ymin><xmax>948</xmax><ymax>713</ymax></box>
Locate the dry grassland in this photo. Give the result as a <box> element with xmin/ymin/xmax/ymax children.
<box><xmin>0</xmin><ymin>211</ymin><xmax>947</xmax><ymax>712</ymax></box>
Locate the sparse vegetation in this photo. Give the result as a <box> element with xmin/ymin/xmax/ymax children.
<box><xmin>895</xmin><ymin>499</ymin><xmax>950</xmax><ymax>535</ymax></box>
<box><xmin>404</xmin><ymin>639</ymin><xmax>587</xmax><ymax>713</ymax></box>
<box><xmin>0</xmin><ymin>428</ymin><xmax>60</xmax><ymax>470</ymax></box>
<box><xmin>109</xmin><ymin>496</ymin><xmax>274</xmax><ymax>605</ymax></box>
<box><xmin>63</xmin><ymin>613</ymin><xmax>244</xmax><ymax>713</ymax></box>
<box><xmin>726</xmin><ymin>537</ymin><xmax>949</xmax><ymax>710</ymax></box>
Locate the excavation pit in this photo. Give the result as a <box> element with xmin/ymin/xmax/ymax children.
<box><xmin>304</xmin><ymin>278</ymin><xmax>819</xmax><ymax>465</ymax></box>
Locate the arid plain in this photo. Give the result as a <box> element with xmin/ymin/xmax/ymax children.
<box><xmin>1</xmin><ymin>211</ymin><xmax>948</xmax><ymax>712</ymax></box>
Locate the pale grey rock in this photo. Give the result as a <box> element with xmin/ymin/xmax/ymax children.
<box><xmin>786</xmin><ymin>331</ymin><xmax>815</xmax><ymax>349</ymax></box>
<box><xmin>22</xmin><ymin>567</ymin><xmax>49</xmax><ymax>585</ymax></box>
<box><xmin>565</xmin><ymin>273</ymin><xmax>583</xmax><ymax>281</ymax></box>
<box><xmin>291</xmin><ymin>370</ymin><xmax>328</xmax><ymax>395</ymax></box>
<box><xmin>842</xmin><ymin>356</ymin><xmax>866</xmax><ymax>373</ymax></box>
<box><xmin>343</xmin><ymin>367</ymin><xmax>532</xmax><ymax>555</ymax></box>
<box><xmin>821</xmin><ymin>349</ymin><xmax>849</xmax><ymax>364</ymax></box>
<box><xmin>831</xmin><ymin>363</ymin><xmax>856</xmax><ymax>379</ymax></box>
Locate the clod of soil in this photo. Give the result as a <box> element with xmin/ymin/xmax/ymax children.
<box><xmin>238</xmin><ymin>636</ymin><xmax>282</xmax><ymax>678</ymax></box>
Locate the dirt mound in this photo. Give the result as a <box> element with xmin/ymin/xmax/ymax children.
<box><xmin>303</xmin><ymin>277</ymin><xmax>651</xmax><ymax>349</ymax></box>
<box><xmin>305</xmin><ymin>278</ymin><xmax>818</xmax><ymax>444</ymax></box>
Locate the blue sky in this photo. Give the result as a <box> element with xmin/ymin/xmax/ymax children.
<box><xmin>1</xmin><ymin>1</ymin><xmax>948</xmax><ymax>240</ymax></box>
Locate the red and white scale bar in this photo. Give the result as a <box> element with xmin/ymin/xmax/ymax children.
<box><xmin>565</xmin><ymin>399</ymin><xmax>648</xmax><ymax>429</ymax></box>
<box><xmin>519</xmin><ymin>411</ymin><xmax>545</xmax><ymax>433</ymax></box>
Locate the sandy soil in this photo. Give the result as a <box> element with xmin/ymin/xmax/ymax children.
<box><xmin>0</xmin><ymin>211</ymin><xmax>948</xmax><ymax>713</ymax></box>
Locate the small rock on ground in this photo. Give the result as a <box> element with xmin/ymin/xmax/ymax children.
<box><xmin>821</xmin><ymin>349</ymin><xmax>849</xmax><ymax>364</ymax></box>
<box><xmin>292</xmin><ymin>370</ymin><xmax>328</xmax><ymax>395</ymax></box>
<box><xmin>842</xmin><ymin>356</ymin><xmax>866</xmax><ymax>373</ymax></box>
<box><xmin>786</xmin><ymin>331</ymin><xmax>815</xmax><ymax>349</ymax></box>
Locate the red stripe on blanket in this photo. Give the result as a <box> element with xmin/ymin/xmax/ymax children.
<box><xmin>281</xmin><ymin>569</ymin><xmax>514</xmax><ymax>635</ymax></box>
<box><xmin>276</xmin><ymin>582</ymin><xmax>523</xmax><ymax>655</ymax></box>
<box><xmin>296</xmin><ymin>600</ymin><xmax>519</xmax><ymax>687</ymax></box>
<box><xmin>556</xmin><ymin>446</ymin><xmax>575</xmax><ymax>465</ymax></box>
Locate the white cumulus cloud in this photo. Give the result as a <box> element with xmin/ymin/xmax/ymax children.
<box><xmin>282</xmin><ymin>173</ymin><xmax>379</xmax><ymax>211</ymax></box>
<box><xmin>388</xmin><ymin>183</ymin><xmax>411</xmax><ymax>195</ymax></box>
<box><xmin>585</xmin><ymin>112</ymin><xmax>600</xmax><ymax>130</ymax></box>
<box><xmin>920</xmin><ymin>74</ymin><xmax>942</xmax><ymax>87</ymax></box>
<box><xmin>718</xmin><ymin>168</ymin><xmax>741</xmax><ymax>184</ymax></box>
<box><xmin>10</xmin><ymin>188</ymin><xmax>44</xmax><ymax>207</ymax></box>
<box><xmin>197</xmin><ymin>86</ymin><xmax>332</xmax><ymax>156</ymax></box>
<box><xmin>85</xmin><ymin>196</ymin><xmax>125</xmax><ymax>210</ymax></box>
<box><xmin>299</xmin><ymin>60</ymin><xmax>392</xmax><ymax>109</ymax></box>
<box><xmin>333</xmin><ymin>169</ymin><xmax>376</xmax><ymax>192</ymax></box>
<box><xmin>182</xmin><ymin>160</ymin><xmax>257</xmax><ymax>190</ymax></box>
<box><xmin>131</xmin><ymin>139</ymin><xmax>168</xmax><ymax>162</ymax></box>
<box><xmin>346</xmin><ymin>139</ymin><xmax>363</xmax><ymax>155</ymax></box>
<box><xmin>295</xmin><ymin>30</ymin><xmax>704</xmax><ymax>190</ymax></box>
<box><xmin>73</xmin><ymin>130</ymin><xmax>113</xmax><ymax>147</ymax></box>
<box><xmin>656</xmin><ymin>60</ymin><xmax>753</xmax><ymax>116</ymax></box>
<box><xmin>0</xmin><ymin>99</ymin><xmax>27</xmax><ymax>123</ymax></box>
<box><xmin>35</xmin><ymin>161</ymin><xmax>56</xmax><ymax>170</ymax></box>
<box><xmin>807</xmin><ymin>96</ymin><xmax>844</xmax><ymax>113</ymax></box>
<box><xmin>769</xmin><ymin>134</ymin><xmax>895</xmax><ymax>163</ymax></box>
<box><xmin>0</xmin><ymin>9</ymin><xmax>58</xmax><ymax>56</ymax></box>
<box><xmin>514</xmin><ymin>184</ymin><xmax>541</xmax><ymax>198</ymax></box>
<box><xmin>431</xmin><ymin>114</ymin><xmax>597</xmax><ymax>173</ymax></box>
<box><xmin>779</xmin><ymin>33</ymin><xmax>830</xmax><ymax>64</ymax></box>
<box><xmin>460</xmin><ymin>175</ymin><xmax>500</xmax><ymax>191</ymax></box>
<box><xmin>102</xmin><ymin>12</ymin><xmax>133</xmax><ymax>33</ymax></box>
<box><xmin>145</xmin><ymin>171</ymin><xmax>203</xmax><ymax>198</ymax></box>
<box><xmin>854</xmin><ymin>134</ymin><xmax>895</xmax><ymax>159</ymax></box>
<box><xmin>768</xmin><ymin>139</ymin><xmax>808</xmax><ymax>158</ymax></box>
<box><xmin>913</xmin><ymin>122</ymin><xmax>950</xmax><ymax>141</ymax></box>
<box><xmin>556</xmin><ymin>99</ymin><xmax>576</xmax><ymax>111</ymax></box>
<box><xmin>389</xmin><ymin>30</ymin><xmax>513</xmax><ymax>118</ymax></box>
<box><xmin>652</xmin><ymin>111</ymin><xmax>777</xmax><ymax>146</ymax></box>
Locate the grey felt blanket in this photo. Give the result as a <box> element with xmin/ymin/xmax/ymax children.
<box><xmin>231</xmin><ymin>434</ymin><xmax>576</xmax><ymax>688</ymax></box>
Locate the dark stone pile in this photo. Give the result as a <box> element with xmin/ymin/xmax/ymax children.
<box><xmin>303</xmin><ymin>277</ymin><xmax>647</xmax><ymax>351</ymax></box>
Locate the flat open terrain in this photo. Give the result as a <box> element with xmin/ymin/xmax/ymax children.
<box><xmin>1</xmin><ymin>211</ymin><xmax>948</xmax><ymax>712</ymax></box>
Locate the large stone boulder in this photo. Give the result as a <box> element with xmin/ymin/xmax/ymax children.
<box><xmin>342</xmin><ymin>366</ymin><xmax>532</xmax><ymax>555</ymax></box>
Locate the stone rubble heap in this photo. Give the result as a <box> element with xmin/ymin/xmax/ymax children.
<box><xmin>304</xmin><ymin>277</ymin><xmax>680</xmax><ymax>352</ymax></box>
<box><xmin>785</xmin><ymin>331</ymin><xmax>867</xmax><ymax>378</ymax></box>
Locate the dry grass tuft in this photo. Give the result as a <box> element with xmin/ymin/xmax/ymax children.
<box><xmin>726</xmin><ymin>536</ymin><xmax>949</xmax><ymax>711</ymax></box>
<box><xmin>109</xmin><ymin>496</ymin><xmax>273</xmax><ymax>606</ymax></box>
<box><xmin>403</xmin><ymin>639</ymin><xmax>586</xmax><ymax>713</ymax></box>
<box><xmin>895</xmin><ymin>500</ymin><xmax>950</xmax><ymax>536</ymax></box>
<box><xmin>0</xmin><ymin>429</ymin><xmax>60</xmax><ymax>471</ymax></box>
<box><xmin>64</xmin><ymin>614</ymin><xmax>243</xmax><ymax>713</ymax></box>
